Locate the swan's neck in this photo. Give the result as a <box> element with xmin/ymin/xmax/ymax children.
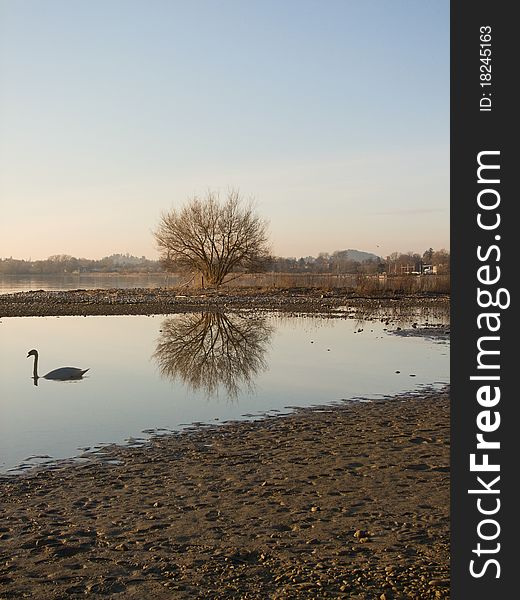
<box><xmin>32</xmin><ymin>354</ymin><xmax>39</xmax><ymax>379</ymax></box>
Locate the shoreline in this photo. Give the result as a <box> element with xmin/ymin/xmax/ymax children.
<box><xmin>0</xmin><ymin>287</ymin><xmax>449</xmax><ymax>318</ymax></box>
<box><xmin>0</xmin><ymin>387</ymin><xmax>449</xmax><ymax>599</ymax></box>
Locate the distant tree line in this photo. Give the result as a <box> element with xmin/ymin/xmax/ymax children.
<box><xmin>270</xmin><ymin>252</ymin><xmax>382</xmax><ymax>274</ymax></box>
<box><xmin>270</xmin><ymin>248</ymin><xmax>450</xmax><ymax>275</ymax></box>
<box><xmin>0</xmin><ymin>254</ymin><xmax>161</xmax><ymax>275</ymax></box>
<box><xmin>1</xmin><ymin>248</ymin><xmax>449</xmax><ymax>276</ymax></box>
<box><xmin>385</xmin><ymin>248</ymin><xmax>450</xmax><ymax>275</ymax></box>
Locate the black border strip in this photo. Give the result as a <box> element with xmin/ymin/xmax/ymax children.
<box><xmin>451</xmin><ymin>2</ymin><xmax>514</xmax><ymax>596</ymax></box>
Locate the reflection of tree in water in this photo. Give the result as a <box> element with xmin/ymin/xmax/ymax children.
<box><xmin>154</xmin><ymin>312</ymin><xmax>273</xmax><ymax>398</ymax></box>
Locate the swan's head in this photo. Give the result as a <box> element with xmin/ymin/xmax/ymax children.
<box><xmin>27</xmin><ymin>349</ymin><xmax>38</xmax><ymax>358</ymax></box>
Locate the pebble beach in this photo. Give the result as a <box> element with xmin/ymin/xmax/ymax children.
<box><xmin>0</xmin><ymin>387</ymin><xmax>449</xmax><ymax>599</ymax></box>
<box><xmin>0</xmin><ymin>287</ymin><xmax>450</xmax><ymax>318</ymax></box>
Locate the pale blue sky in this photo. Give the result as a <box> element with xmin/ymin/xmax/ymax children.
<box><xmin>0</xmin><ymin>0</ymin><xmax>449</xmax><ymax>260</ymax></box>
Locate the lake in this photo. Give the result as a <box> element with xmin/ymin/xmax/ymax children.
<box><xmin>0</xmin><ymin>273</ymin><xmax>178</xmax><ymax>294</ymax></box>
<box><xmin>0</xmin><ymin>311</ymin><xmax>449</xmax><ymax>474</ymax></box>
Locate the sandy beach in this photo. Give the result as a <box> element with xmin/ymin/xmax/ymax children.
<box><xmin>0</xmin><ymin>387</ymin><xmax>449</xmax><ymax>599</ymax></box>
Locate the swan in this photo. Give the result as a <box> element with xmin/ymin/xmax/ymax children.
<box><xmin>27</xmin><ymin>349</ymin><xmax>89</xmax><ymax>381</ymax></box>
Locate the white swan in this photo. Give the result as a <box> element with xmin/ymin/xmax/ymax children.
<box><xmin>27</xmin><ymin>349</ymin><xmax>89</xmax><ymax>381</ymax></box>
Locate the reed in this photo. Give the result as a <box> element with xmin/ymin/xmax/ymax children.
<box><xmin>214</xmin><ymin>272</ymin><xmax>450</xmax><ymax>294</ymax></box>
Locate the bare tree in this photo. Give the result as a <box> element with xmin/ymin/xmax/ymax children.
<box><xmin>154</xmin><ymin>190</ymin><xmax>271</xmax><ymax>286</ymax></box>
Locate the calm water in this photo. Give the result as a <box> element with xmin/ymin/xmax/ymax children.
<box><xmin>0</xmin><ymin>312</ymin><xmax>449</xmax><ymax>473</ymax></box>
<box><xmin>0</xmin><ymin>273</ymin><xmax>180</xmax><ymax>294</ymax></box>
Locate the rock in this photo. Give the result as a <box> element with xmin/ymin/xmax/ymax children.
<box><xmin>115</xmin><ymin>543</ymin><xmax>128</xmax><ymax>551</ymax></box>
<box><xmin>305</xmin><ymin>538</ymin><xmax>320</xmax><ymax>545</ymax></box>
<box><xmin>354</xmin><ymin>529</ymin><xmax>369</xmax><ymax>539</ymax></box>
<box><xmin>429</xmin><ymin>578</ymin><xmax>449</xmax><ymax>587</ymax></box>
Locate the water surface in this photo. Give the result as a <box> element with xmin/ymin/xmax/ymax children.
<box><xmin>0</xmin><ymin>312</ymin><xmax>449</xmax><ymax>473</ymax></box>
<box><xmin>0</xmin><ymin>273</ymin><xmax>179</xmax><ymax>294</ymax></box>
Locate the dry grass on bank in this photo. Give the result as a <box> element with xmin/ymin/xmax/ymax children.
<box><xmin>218</xmin><ymin>273</ymin><xmax>450</xmax><ymax>295</ymax></box>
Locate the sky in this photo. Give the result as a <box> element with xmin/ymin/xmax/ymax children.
<box><xmin>0</xmin><ymin>0</ymin><xmax>449</xmax><ymax>261</ymax></box>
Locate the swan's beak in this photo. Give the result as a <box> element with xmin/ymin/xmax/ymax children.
<box><xmin>26</xmin><ymin>353</ymin><xmax>30</xmax><ymax>358</ymax></box>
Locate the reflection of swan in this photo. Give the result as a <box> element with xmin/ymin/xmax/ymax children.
<box><xmin>27</xmin><ymin>349</ymin><xmax>89</xmax><ymax>381</ymax></box>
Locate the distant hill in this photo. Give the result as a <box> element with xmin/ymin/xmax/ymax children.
<box><xmin>332</xmin><ymin>249</ymin><xmax>381</xmax><ymax>263</ymax></box>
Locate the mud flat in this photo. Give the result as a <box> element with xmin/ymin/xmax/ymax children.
<box><xmin>0</xmin><ymin>387</ymin><xmax>449</xmax><ymax>599</ymax></box>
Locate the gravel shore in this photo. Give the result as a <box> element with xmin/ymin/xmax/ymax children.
<box><xmin>0</xmin><ymin>288</ymin><xmax>449</xmax><ymax>318</ymax></box>
<box><xmin>0</xmin><ymin>388</ymin><xmax>449</xmax><ymax>599</ymax></box>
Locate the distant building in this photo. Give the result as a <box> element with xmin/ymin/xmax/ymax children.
<box><xmin>421</xmin><ymin>264</ymin><xmax>438</xmax><ymax>275</ymax></box>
